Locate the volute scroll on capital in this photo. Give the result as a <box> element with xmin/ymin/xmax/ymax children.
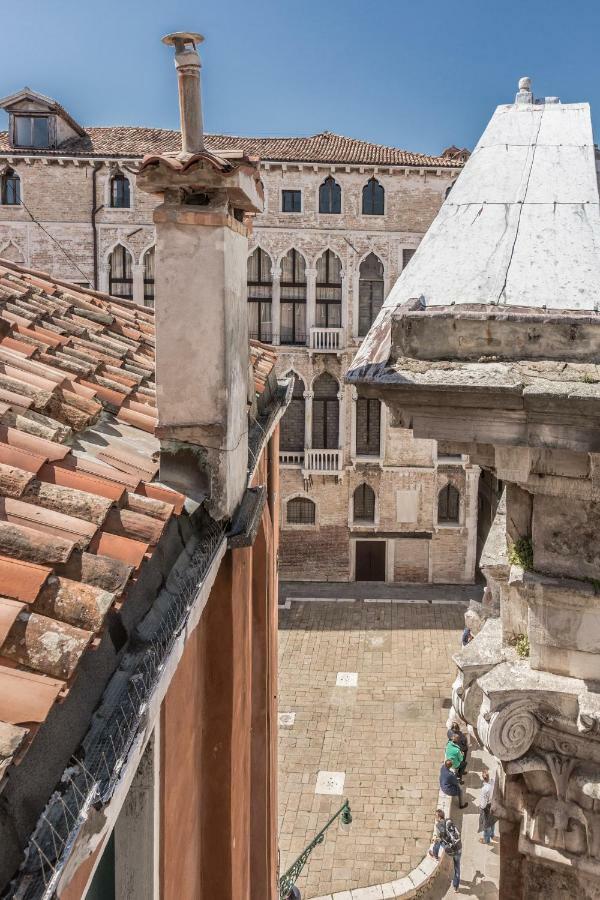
<box><xmin>478</xmin><ymin>701</ymin><xmax>539</xmax><ymax>761</ymax></box>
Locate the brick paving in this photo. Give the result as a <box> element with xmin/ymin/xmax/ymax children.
<box><xmin>278</xmin><ymin>592</ymin><xmax>467</xmax><ymax>898</ymax></box>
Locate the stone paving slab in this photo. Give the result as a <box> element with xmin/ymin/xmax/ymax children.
<box><xmin>278</xmin><ymin>597</ymin><xmax>467</xmax><ymax>897</ymax></box>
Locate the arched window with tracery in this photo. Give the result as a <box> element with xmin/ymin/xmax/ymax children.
<box><xmin>143</xmin><ymin>247</ymin><xmax>155</xmax><ymax>307</ymax></box>
<box><xmin>280</xmin><ymin>373</ymin><xmax>305</xmax><ymax>452</ymax></box>
<box><xmin>315</xmin><ymin>250</ymin><xmax>342</xmax><ymax>329</ymax></box>
<box><xmin>280</xmin><ymin>249</ymin><xmax>307</xmax><ymax>345</ymax></box>
<box><xmin>354</xmin><ymin>483</ymin><xmax>375</xmax><ymax>522</ymax></box>
<box><xmin>362</xmin><ymin>177</ymin><xmax>384</xmax><ymax>215</ymax></box>
<box><xmin>312</xmin><ymin>372</ymin><xmax>339</xmax><ymax>449</ymax></box>
<box><xmin>1</xmin><ymin>168</ymin><xmax>20</xmax><ymax>206</ymax></box>
<box><xmin>358</xmin><ymin>253</ymin><xmax>384</xmax><ymax>336</ymax></box>
<box><xmin>110</xmin><ymin>171</ymin><xmax>131</xmax><ymax>208</ymax></box>
<box><xmin>247</xmin><ymin>248</ymin><xmax>272</xmax><ymax>342</ymax></box>
<box><xmin>319</xmin><ymin>176</ymin><xmax>341</xmax><ymax>214</ymax></box>
<box><xmin>438</xmin><ymin>483</ymin><xmax>460</xmax><ymax>523</ymax></box>
<box><xmin>287</xmin><ymin>496</ymin><xmax>315</xmax><ymax>525</ymax></box>
<box><xmin>108</xmin><ymin>245</ymin><xmax>133</xmax><ymax>300</ymax></box>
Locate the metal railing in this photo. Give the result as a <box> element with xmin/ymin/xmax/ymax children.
<box><xmin>309</xmin><ymin>327</ymin><xmax>344</xmax><ymax>352</ymax></box>
<box><xmin>304</xmin><ymin>448</ymin><xmax>342</xmax><ymax>474</ymax></box>
<box><xmin>279</xmin><ymin>800</ymin><xmax>352</xmax><ymax>899</ymax></box>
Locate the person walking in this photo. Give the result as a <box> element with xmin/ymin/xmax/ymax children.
<box><xmin>478</xmin><ymin>767</ymin><xmax>496</xmax><ymax>844</ymax></box>
<box><xmin>439</xmin><ymin>759</ymin><xmax>467</xmax><ymax>809</ymax></box>
<box><xmin>447</xmin><ymin>722</ymin><xmax>469</xmax><ymax>782</ymax></box>
<box><xmin>429</xmin><ymin>809</ymin><xmax>463</xmax><ymax>893</ymax></box>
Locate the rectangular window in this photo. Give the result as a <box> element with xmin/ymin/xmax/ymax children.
<box><xmin>282</xmin><ymin>190</ymin><xmax>301</xmax><ymax>213</ymax></box>
<box><xmin>14</xmin><ymin>116</ymin><xmax>50</xmax><ymax>149</ymax></box>
<box><xmin>355</xmin><ymin>398</ymin><xmax>381</xmax><ymax>456</ymax></box>
<box><xmin>402</xmin><ymin>248</ymin><xmax>416</xmax><ymax>268</ymax></box>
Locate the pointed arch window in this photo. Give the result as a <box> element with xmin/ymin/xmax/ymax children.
<box><xmin>143</xmin><ymin>247</ymin><xmax>155</xmax><ymax>307</ymax></box>
<box><xmin>362</xmin><ymin>177</ymin><xmax>384</xmax><ymax>216</ymax></box>
<box><xmin>1</xmin><ymin>169</ymin><xmax>20</xmax><ymax>206</ymax></box>
<box><xmin>354</xmin><ymin>483</ymin><xmax>375</xmax><ymax>522</ymax></box>
<box><xmin>312</xmin><ymin>372</ymin><xmax>339</xmax><ymax>449</ymax></box>
<box><xmin>438</xmin><ymin>483</ymin><xmax>460</xmax><ymax>523</ymax></box>
<box><xmin>355</xmin><ymin>397</ymin><xmax>381</xmax><ymax>456</ymax></box>
<box><xmin>358</xmin><ymin>253</ymin><xmax>384</xmax><ymax>336</ymax></box>
<box><xmin>280</xmin><ymin>373</ymin><xmax>305</xmax><ymax>452</ymax></box>
<box><xmin>315</xmin><ymin>250</ymin><xmax>342</xmax><ymax>328</ymax></box>
<box><xmin>319</xmin><ymin>176</ymin><xmax>341</xmax><ymax>214</ymax></box>
<box><xmin>108</xmin><ymin>245</ymin><xmax>133</xmax><ymax>300</ymax></box>
<box><xmin>110</xmin><ymin>172</ymin><xmax>131</xmax><ymax>209</ymax></box>
<box><xmin>247</xmin><ymin>248</ymin><xmax>273</xmax><ymax>342</ymax></box>
<box><xmin>280</xmin><ymin>249</ymin><xmax>307</xmax><ymax>345</ymax></box>
<box><xmin>287</xmin><ymin>497</ymin><xmax>315</xmax><ymax>525</ymax></box>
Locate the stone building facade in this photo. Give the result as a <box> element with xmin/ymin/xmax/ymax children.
<box><xmin>0</xmin><ymin>89</ymin><xmax>478</xmax><ymax>584</ymax></box>
<box><xmin>349</xmin><ymin>78</ymin><xmax>600</xmax><ymax>898</ymax></box>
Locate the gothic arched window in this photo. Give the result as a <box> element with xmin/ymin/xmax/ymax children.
<box><xmin>319</xmin><ymin>176</ymin><xmax>341</xmax><ymax>214</ymax></box>
<box><xmin>438</xmin><ymin>483</ymin><xmax>460</xmax><ymax>523</ymax></box>
<box><xmin>108</xmin><ymin>245</ymin><xmax>133</xmax><ymax>300</ymax></box>
<box><xmin>362</xmin><ymin>177</ymin><xmax>384</xmax><ymax>215</ymax></box>
<box><xmin>110</xmin><ymin>172</ymin><xmax>131</xmax><ymax>208</ymax></box>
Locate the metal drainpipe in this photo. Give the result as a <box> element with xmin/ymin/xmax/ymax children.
<box><xmin>91</xmin><ymin>163</ymin><xmax>103</xmax><ymax>290</ymax></box>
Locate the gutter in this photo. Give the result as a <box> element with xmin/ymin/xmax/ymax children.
<box><xmin>91</xmin><ymin>163</ymin><xmax>102</xmax><ymax>291</ymax></box>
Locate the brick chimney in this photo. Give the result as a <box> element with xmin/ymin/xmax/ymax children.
<box><xmin>137</xmin><ymin>32</ymin><xmax>263</xmax><ymax>519</ymax></box>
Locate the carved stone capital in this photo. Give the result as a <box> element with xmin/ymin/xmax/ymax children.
<box><xmin>478</xmin><ymin>701</ymin><xmax>539</xmax><ymax>761</ymax></box>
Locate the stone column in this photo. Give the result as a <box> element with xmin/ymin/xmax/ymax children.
<box><xmin>304</xmin><ymin>390</ymin><xmax>313</xmax><ymax>449</ymax></box>
<box><xmin>132</xmin><ymin>262</ymin><xmax>145</xmax><ymax>307</ymax></box>
<box><xmin>306</xmin><ymin>266</ymin><xmax>317</xmax><ymax>343</ymax></box>
<box><xmin>271</xmin><ymin>268</ymin><xmax>281</xmax><ymax>345</ymax></box>
<box><xmin>340</xmin><ymin>268</ymin><xmax>348</xmax><ymax>338</ymax></box>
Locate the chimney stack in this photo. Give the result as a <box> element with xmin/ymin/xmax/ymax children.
<box><xmin>137</xmin><ymin>34</ymin><xmax>263</xmax><ymax>519</ymax></box>
<box><xmin>162</xmin><ymin>32</ymin><xmax>205</xmax><ymax>156</ymax></box>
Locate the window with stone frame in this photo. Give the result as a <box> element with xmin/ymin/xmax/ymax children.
<box><xmin>247</xmin><ymin>248</ymin><xmax>273</xmax><ymax>342</ymax></box>
<box><xmin>353</xmin><ymin>483</ymin><xmax>375</xmax><ymax>522</ymax></box>
<box><xmin>108</xmin><ymin>245</ymin><xmax>133</xmax><ymax>300</ymax></box>
<box><xmin>315</xmin><ymin>250</ymin><xmax>342</xmax><ymax>328</ymax></box>
<box><xmin>0</xmin><ymin>168</ymin><xmax>20</xmax><ymax>206</ymax></box>
<box><xmin>282</xmin><ymin>189</ymin><xmax>301</xmax><ymax>213</ymax></box>
<box><xmin>402</xmin><ymin>248</ymin><xmax>416</xmax><ymax>268</ymax></box>
<box><xmin>312</xmin><ymin>372</ymin><xmax>339</xmax><ymax>449</ymax></box>
<box><xmin>362</xmin><ymin>177</ymin><xmax>384</xmax><ymax>215</ymax></box>
<box><xmin>110</xmin><ymin>172</ymin><xmax>131</xmax><ymax>209</ymax></box>
<box><xmin>355</xmin><ymin>397</ymin><xmax>381</xmax><ymax>456</ymax></box>
<box><xmin>280</xmin><ymin>249</ymin><xmax>307</xmax><ymax>345</ymax></box>
<box><xmin>438</xmin><ymin>483</ymin><xmax>460</xmax><ymax>523</ymax></box>
<box><xmin>358</xmin><ymin>253</ymin><xmax>384</xmax><ymax>336</ymax></box>
<box><xmin>319</xmin><ymin>176</ymin><xmax>341</xmax><ymax>214</ymax></box>
<box><xmin>143</xmin><ymin>247</ymin><xmax>155</xmax><ymax>307</ymax></box>
<box><xmin>287</xmin><ymin>497</ymin><xmax>315</xmax><ymax>525</ymax></box>
<box><xmin>280</xmin><ymin>373</ymin><xmax>305</xmax><ymax>452</ymax></box>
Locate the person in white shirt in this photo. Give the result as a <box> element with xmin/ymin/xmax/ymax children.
<box><xmin>478</xmin><ymin>767</ymin><xmax>496</xmax><ymax>844</ymax></box>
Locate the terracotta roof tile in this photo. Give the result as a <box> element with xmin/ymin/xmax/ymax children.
<box><xmin>0</xmin><ymin>128</ymin><xmax>465</xmax><ymax>168</ymax></box>
<box><xmin>0</xmin><ymin>665</ymin><xmax>65</xmax><ymax>726</ymax></box>
<box><xmin>0</xmin><ymin>555</ymin><xmax>50</xmax><ymax>602</ymax></box>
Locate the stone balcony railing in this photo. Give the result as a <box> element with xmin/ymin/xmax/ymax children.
<box><xmin>309</xmin><ymin>327</ymin><xmax>345</xmax><ymax>353</ymax></box>
<box><xmin>279</xmin><ymin>451</ymin><xmax>305</xmax><ymax>466</ymax></box>
<box><xmin>303</xmin><ymin>448</ymin><xmax>343</xmax><ymax>475</ymax></box>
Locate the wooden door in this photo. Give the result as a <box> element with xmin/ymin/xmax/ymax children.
<box><xmin>355</xmin><ymin>540</ymin><xmax>386</xmax><ymax>581</ymax></box>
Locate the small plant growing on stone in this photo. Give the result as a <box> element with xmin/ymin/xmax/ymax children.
<box><xmin>582</xmin><ymin>372</ymin><xmax>599</xmax><ymax>384</ymax></box>
<box><xmin>514</xmin><ymin>633</ymin><xmax>530</xmax><ymax>659</ymax></box>
<box><xmin>508</xmin><ymin>537</ymin><xmax>534</xmax><ymax>571</ymax></box>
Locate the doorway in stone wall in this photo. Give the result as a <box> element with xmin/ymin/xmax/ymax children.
<box><xmin>355</xmin><ymin>540</ymin><xmax>386</xmax><ymax>581</ymax></box>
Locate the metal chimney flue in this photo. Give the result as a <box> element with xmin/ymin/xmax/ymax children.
<box><xmin>162</xmin><ymin>31</ymin><xmax>205</xmax><ymax>156</ymax></box>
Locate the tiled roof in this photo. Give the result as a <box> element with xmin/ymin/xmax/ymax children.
<box><xmin>0</xmin><ymin>258</ymin><xmax>187</xmax><ymax>779</ymax></box>
<box><xmin>0</xmin><ymin>128</ymin><xmax>464</xmax><ymax>168</ymax></box>
<box><xmin>250</xmin><ymin>340</ymin><xmax>277</xmax><ymax>395</ymax></box>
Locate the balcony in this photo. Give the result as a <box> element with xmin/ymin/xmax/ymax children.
<box><xmin>309</xmin><ymin>327</ymin><xmax>345</xmax><ymax>354</ymax></box>
<box><xmin>279</xmin><ymin>451</ymin><xmax>304</xmax><ymax>466</ymax></box>
<box><xmin>303</xmin><ymin>448</ymin><xmax>343</xmax><ymax>475</ymax></box>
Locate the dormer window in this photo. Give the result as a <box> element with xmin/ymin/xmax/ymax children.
<box><xmin>14</xmin><ymin>116</ymin><xmax>50</xmax><ymax>149</ymax></box>
<box><xmin>110</xmin><ymin>172</ymin><xmax>131</xmax><ymax>209</ymax></box>
<box><xmin>1</xmin><ymin>169</ymin><xmax>20</xmax><ymax>206</ymax></box>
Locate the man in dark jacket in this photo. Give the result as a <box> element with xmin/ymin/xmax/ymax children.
<box><xmin>439</xmin><ymin>759</ymin><xmax>467</xmax><ymax>808</ymax></box>
<box><xmin>429</xmin><ymin>809</ymin><xmax>462</xmax><ymax>893</ymax></box>
<box><xmin>447</xmin><ymin>721</ymin><xmax>469</xmax><ymax>781</ymax></box>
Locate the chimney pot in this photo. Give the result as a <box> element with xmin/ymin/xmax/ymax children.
<box><xmin>162</xmin><ymin>31</ymin><xmax>205</xmax><ymax>157</ymax></box>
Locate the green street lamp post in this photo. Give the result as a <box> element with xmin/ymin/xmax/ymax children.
<box><xmin>279</xmin><ymin>799</ymin><xmax>352</xmax><ymax>900</ymax></box>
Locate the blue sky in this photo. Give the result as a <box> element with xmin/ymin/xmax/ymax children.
<box><xmin>2</xmin><ymin>0</ymin><xmax>599</xmax><ymax>155</ymax></box>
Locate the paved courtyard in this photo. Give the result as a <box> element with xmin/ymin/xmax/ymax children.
<box><xmin>278</xmin><ymin>583</ymin><xmax>479</xmax><ymax>898</ymax></box>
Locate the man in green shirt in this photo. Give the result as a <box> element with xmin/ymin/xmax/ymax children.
<box><xmin>445</xmin><ymin>734</ymin><xmax>465</xmax><ymax>778</ymax></box>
